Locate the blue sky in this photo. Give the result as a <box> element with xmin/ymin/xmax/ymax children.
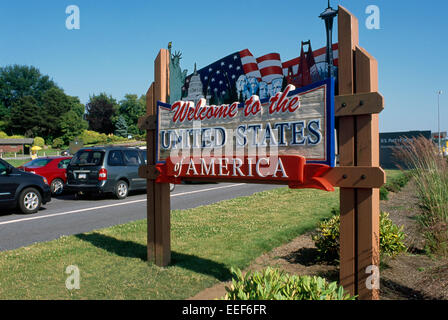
<box><xmin>0</xmin><ymin>0</ymin><xmax>446</xmax><ymax>133</ymax></box>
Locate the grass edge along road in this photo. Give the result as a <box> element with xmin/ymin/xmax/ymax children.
<box><xmin>0</xmin><ymin>186</ymin><xmax>339</xmax><ymax>300</ymax></box>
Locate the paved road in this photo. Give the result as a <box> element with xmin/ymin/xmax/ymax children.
<box><xmin>0</xmin><ymin>183</ymin><xmax>282</xmax><ymax>251</ymax></box>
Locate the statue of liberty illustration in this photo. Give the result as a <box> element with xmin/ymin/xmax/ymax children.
<box><xmin>168</xmin><ymin>42</ymin><xmax>188</xmax><ymax>104</ymax></box>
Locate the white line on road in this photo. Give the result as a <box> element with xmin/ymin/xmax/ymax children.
<box><xmin>0</xmin><ymin>183</ymin><xmax>247</xmax><ymax>226</ymax></box>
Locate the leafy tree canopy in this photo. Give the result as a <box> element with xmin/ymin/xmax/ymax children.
<box><xmin>85</xmin><ymin>93</ymin><xmax>118</xmax><ymax>134</ymax></box>
<box><xmin>0</xmin><ymin>64</ymin><xmax>87</xmax><ymax>144</ymax></box>
<box><xmin>117</xmin><ymin>94</ymin><xmax>146</xmax><ymax>135</ymax></box>
<box><xmin>8</xmin><ymin>95</ymin><xmax>43</xmax><ymax>137</ymax></box>
<box><xmin>0</xmin><ymin>65</ymin><xmax>58</xmax><ymax>109</ymax></box>
<box><xmin>114</xmin><ymin>115</ymin><xmax>128</xmax><ymax>138</ymax></box>
<box><xmin>60</xmin><ymin>109</ymin><xmax>88</xmax><ymax>144</ymax></box>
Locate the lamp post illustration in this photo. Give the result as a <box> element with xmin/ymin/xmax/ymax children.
<box><xmin>319</xmin><ymin>0</ymin><xmax>338</xmax><ymax>79</ymax></box>
<box><xmin>437</xmin><ymin>90</ymin><xmax>443</xmax><ymax>153</ymax></box>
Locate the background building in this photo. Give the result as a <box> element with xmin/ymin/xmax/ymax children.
<box><xmin>379</xmin><ymin>131</ymin><xmax>431</xmax><ymax>169</ymax></box>
<box><xmin>0</xmin><ymin>138</ymin><xmax>34</xmax><ymax>155</ymax></box>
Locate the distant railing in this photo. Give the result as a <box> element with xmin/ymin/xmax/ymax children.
<box><xmin>0</xmin><ymin>151</ymin><xmax>60</xmax><ymax>160</ymax></box>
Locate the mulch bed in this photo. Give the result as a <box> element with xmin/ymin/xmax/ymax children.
<box><xmin>189</xmin><ymin>180</ymin><xmax>448</xmax><ymax>300</ymax></box>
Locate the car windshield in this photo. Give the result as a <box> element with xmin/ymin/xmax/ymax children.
<box><xmin>23</xmin><ymin>159</ymin><xmax>53</xmax><ymax>168</ymax></box>
<box><xmin>70</xmin><ymin>150</ymin><xmax>105</xmax><ymax>166</ymax></box>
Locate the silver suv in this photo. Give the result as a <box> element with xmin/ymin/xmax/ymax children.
<box><xmin>65</xmin><ymin>146</ymin><xmax>147</xmax><ymax>199</ymax></box>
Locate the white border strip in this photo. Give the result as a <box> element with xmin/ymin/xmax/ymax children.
<box><xmin>0</xmin><ymin>183</ymin><xmax>246</xmax><ymax>226</ymax></box>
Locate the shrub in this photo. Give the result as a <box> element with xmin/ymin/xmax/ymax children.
<box><xmin>380</xmin><ymin>186</ymin><xmax>389</xmax><ymax>200</ymax></box>
<box><xmin>312</xmin><ymin>209</ymin><xmax>341</xmax><ymax>261</ymax></box>
<box><xmin>52</xmin><ymin>137</ymin><xmax>64</xmax><ymax>149</ymax></box>
<box><xmin>222</xmin><ymin>267</ymin><xmax>355</xmax><ymax>300</ymax></box>
<box><xmin>79</xmin><ymin>130</ymin><xmax>128</xmax><ymax>145</ymax></box>
<box><xmin>384</xmin><ymin>172</ymin><xmax>411</xmax><ymax>193</ymax></box>
<box><xmin>0</xmin><ymin>131</ymin><xmax>8</xmax><ymax>139</ymax></box>
<box><xmin>380</xmin><ymin>171</ymin><xmax>412</xmax><ymax>200</ymax></box>
<box><xmin>106</xmin><ymin>133</ymin><xmax>127</xmax><ymax>143</ymax></box>
<box><xmin>313</xmin><ymin>210</ymin><xmax>407</xmax><ymax>261</ymax></box>
<box><xmin>379</xmin><ymin>212</ymin><xmax>407</xmax><ymax>257</ymax></box>
<box><xmin>80</xmin><ymin>130</ymin><xmax>107</xmax><ymax>145</ymax></box>
<box><xmin>33</xmin><ymin>136</ymin><xmax>45</xmax><ymax>147</ymax></box>
<box><xmin>393</xmin><ymin>137</ymin><xmax>448</xmax><ymax>256</ymax></box>
<box><xmin>133</xmin><ymin>132</ymin><xmax>146</xmax><ymax>141</ymax></box>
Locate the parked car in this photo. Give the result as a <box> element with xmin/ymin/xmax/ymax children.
<box><xmin>66</xmin><ymin>146</ymin><xmax>148</xmax><ymax>199</ymax></box>
<box><xmin>18</xmin><ymin>156</ymin><xmax>72</xmax><ymax>195</ymax></box>
<box><xmin>0</xmin><ymin>158</ymin><xmax>51</xmax><ymax>214</ymax></box>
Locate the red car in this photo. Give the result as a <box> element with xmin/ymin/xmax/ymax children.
<box><xmin>18</xmin><ymin>156</ymin><xmax>72</xmax><ymax>195</ymax></box>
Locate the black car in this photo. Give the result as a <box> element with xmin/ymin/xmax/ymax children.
<box><xmin>0</xmin><ymin>158</ymin><xmax>52</xmax><ymax>214</ymax></box>
<box><xmin>66</xmin><ymin>146</ymin><xmax>148</xmax><ymax>199</ymax></box>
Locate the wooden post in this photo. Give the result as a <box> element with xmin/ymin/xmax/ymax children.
<box><xmin>354</xmin><ymin>46</ymin><xmax>380</xmax><ymax>300</ymax></box>
<box><xmin>337</xmin><ymin>6</ymin><xmax>359</xmax><ymax>296</ymax></box>
<box><xmin>145</xmin><ymin>49</ymin><xmax>171</xmax><ymax>266</ymax></box>
<box><xmin>337</xmin><ymin>6</ymin><xmax>382</xmax><ymax>300</ymax></box>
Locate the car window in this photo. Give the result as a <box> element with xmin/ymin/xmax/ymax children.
<box><xmin>0</xmin><ymin>161</ymin><xmax>7</xmax><ymax>176</ymax></box>
<box><xmin>140</xmin><ymin>151</ymin><xmax>147</xmax><ymax>164</ymax></box>
<box><xmin>58</xmin><ymin>159</ymin><xmax>71</xmax><ymax>169</ymax></box>
<box><xmin>107</xmin><ymin>150</ymin><xmax>125</xmax><ymax>166</ymax></box>
<box><xmin>24</xmin><ymin>159</ymin><xmax>52</xmax><ymax>167</ymax></box>
<box><xmin>71</xmin><ymin>150</ymin><xmax>105</xmax><ymax>166</ymax></box>
<box><xmin>123</xmin><ymin>150</ymin><xmax>141</xmax><ymax>166</ymax></box>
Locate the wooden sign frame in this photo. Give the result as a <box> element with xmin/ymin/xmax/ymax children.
<box><xmin>139</xmin><ymin>5</ymin><xmax>384</xmax><ymax>300</ymax></box>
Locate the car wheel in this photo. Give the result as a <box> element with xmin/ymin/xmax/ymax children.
<box><xmin>18</xmin><ymin>188</ymin><xmax>42</xmax><ymax>214</ymax></box>
<box><xmin>115</xmin><ymin>180</ymin><xmax>129</xmax><ymax>199</ymax></box>
<box><xmin>50</xmin><ymin>178</ymin><xmax>64</xmax><ymax>195</ymax></box>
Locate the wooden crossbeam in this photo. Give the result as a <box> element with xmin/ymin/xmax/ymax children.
<box><xmin>323</xmin><ymin>167</ymin><xmax>385</xmax><ymax>188</ymax></box>
<box><xmin>138</xmin><ymin>164</ymin><xmax>385</xmax><ymax>189</ymax></box>
<box><xmin>335</xmin><ymin>92</ymin><xmax>384</xmax><ymax>117</ymax></box>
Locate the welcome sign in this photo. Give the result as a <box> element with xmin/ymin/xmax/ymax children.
<box><xmin>155</xmin><ymin>78</ymin><xmax>335</xmax><ymax>189</ymax></box>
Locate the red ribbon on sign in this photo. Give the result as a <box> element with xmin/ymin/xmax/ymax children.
<box><xmin>154</xmin><ymin>155</ymin><xmax>334</xmax><ymax>192</ymax></box>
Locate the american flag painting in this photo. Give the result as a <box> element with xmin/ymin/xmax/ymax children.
<box><xmin>181</xmin><ymin>42</ymin><xmax>338</xmax><ymax>106</ymax></box>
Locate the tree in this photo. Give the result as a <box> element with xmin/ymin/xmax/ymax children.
<box><xmin>0</xmin><ymin>103</ymin><xmax>7</xmax><ymax>132</ymax></box>
<box><xmin>117</xmin><ymin>94</ymin><xmax>146</xmax><ymax>135</ymax></box>
<box><xmin>85</xmin><ymin>93</ymin><xmax>118</xmax><ymax>134</ymax></box>
<box><xmin>69</xmin><ymin>96</ymin><xmax>85</xmax><ymax>118</ymax></box>
<box><xmin>0</xmin><ymin>64</ymin><xmax>88</xmax><ymax>141</ymax></box>
<box><xmin>0</xmin><ymin>65</ymin><xmax>58</xmax><ymax>135</ymax></box>
<box><xmin>59</xmin><ymin>95</ymin><xmax>88</xmax><ymax>144</ymax></box>
<box><xmin>60</xmin><ymin>109</ymin><xmax>88</xmax><ymax>144</ymax></box>
<box><xmin>52</xmin><ymin>137</ymin><xmax>64</xmax><ymax>149</ymax></box>
<box><xmin>33</xmin><ymin>137</ymin><xmax>45</xmax><ymax>147</ymax></box>
<box><xmin>40</xmin><ymin>87</ymin><xmax>76</xmax><ymax>140</ymax></box>
<box><xmin>0</xmin><ymin>65</ymin><xmax>57</xmax><ymax>109</ymax></box>
<box><xmin>114</xmin><ymin>115</ymin><xmax>128</xmax><ymax>138</ymax></box>
<box><xmin>8</xmin><ymin>96</ymin><xmax>43</xmax><ymax>137</ymax></box>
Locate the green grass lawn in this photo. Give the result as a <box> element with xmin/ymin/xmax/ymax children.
<box><xmin>0</xmin><ymin>187</ymin><xmax>339</xmax><ymax>300</ymax></box>
<box><xmin>36</xmin><ymin>148</ymin><xmax>62</xmax><ymax>157</ymax></box>
<box><xmin>4</xmin><ymin>158</ymin><xmax>30</xmax><ymax>167</ymax></box>
<box><xmin>0</xmin><ymin>170</ymin><xmax>401</xmax><ymax>299</ymax></box>
<box><xmin>384</xmin><ymin>169</ymin><xmax>402</xmax><ymax>181</ymax></box>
